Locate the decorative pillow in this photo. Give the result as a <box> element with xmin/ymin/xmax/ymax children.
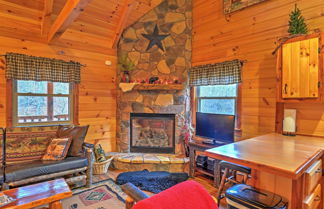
<box><xmin>42</xmin><ymin>138</ymin><xmax>72</xmax><ymax>161</ymax></box>
<box><xmin>56</xmin><ymin>125</ymin><xmax>89</xmax><ymax>157</ymax></box>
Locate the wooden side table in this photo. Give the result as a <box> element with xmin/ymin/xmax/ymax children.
<box><xmin>2</xmin><ymin>178</ymin><xmax>72</xmax><ymax>209</ymax></box>
<box><xmin>189</xmin><ymin>140</ymin><xmax>222</xmax><ymax>187</ymax></box>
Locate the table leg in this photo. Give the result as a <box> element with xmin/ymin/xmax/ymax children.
<box><xmin>213</xmin><ymin>159</ymin><xmax>221</xmax><ymax>188</ymax></box>
<box><xmin>49</xmin><ymin>200</ymin><xmax>62</xmax><ymax>209</ymax></box>
<box><xmin>126</xmin><ymin>197</ymin><xmax>135</xmax><ymax>209</ymax></box>
<box><xmin>250</xmin><ymin>169</ymin><xmax>258</xmax><ymax>187</ymax></box>
<box><xmin>189</xmin><ymin>147</ymin><xmax>195</xmax><ymax>177</ymax></box>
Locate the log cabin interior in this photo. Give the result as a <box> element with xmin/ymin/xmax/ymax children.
<box><xmin>0</xmin><ymin>0</ymin><xmax>324</xmax><ymax>208</ymax></box>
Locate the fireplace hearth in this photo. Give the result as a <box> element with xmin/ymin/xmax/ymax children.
<box><xmin>130</xmin><ymin>113</ymin><xmax>175</xmax><ymax>154</ymax></box>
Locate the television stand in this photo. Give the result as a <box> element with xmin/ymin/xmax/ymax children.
<box><xmin>188</xmin><ymin>139</ymin><xmax>224</xmax><ymax>188</ymax></box>
<box><xmin>202</xmin><ymin>139</ymin><xmax>227</xmax><ymax>145</ymax></box>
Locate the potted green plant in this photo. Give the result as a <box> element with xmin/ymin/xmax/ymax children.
<box><xmin>118</xmin><ymin>53</ymin><xmax>135</xmax><ymax>83</ymax></box>
<box><xmin>288</xmin><ymin>4</ymin><xmax>308</xmax><ymax>35</ymax></box>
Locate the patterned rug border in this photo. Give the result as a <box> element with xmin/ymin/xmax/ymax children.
<box><xmin>73</xmin><ymin>178</ymin><xmax>126</xmax><ymax>203</ymax></box>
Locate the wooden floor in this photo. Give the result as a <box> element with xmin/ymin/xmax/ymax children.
<box><xmin>93</xmin><ymin>169</ymin><xmax>226</xmax><ymax>208</ymax></box>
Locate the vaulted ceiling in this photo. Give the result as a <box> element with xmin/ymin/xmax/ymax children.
<box><xmin>0</xmin><ymin>0</ymin><xmax>162</xmax><ymax>53</ymax></box>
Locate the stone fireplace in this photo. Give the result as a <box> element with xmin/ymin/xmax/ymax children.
<box><xmin>116</xmin><ymin>0</ymin><xmax>192</xmax><ymax>154</ymax></box>
<box><xmin>116</xmin><ymin>88</ymin><xmax>190</xmax><ymax>154</ymax></box>
<box><xmin>130</xmin><ymin>113</ymin><xmax>175</xmax><ymax>153</ymax></box>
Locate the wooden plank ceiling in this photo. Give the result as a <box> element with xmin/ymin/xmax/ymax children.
<box><xmin>0</xmin><ymin>0</ymin><xmax>162</xmax><ymax>52</ymax></box>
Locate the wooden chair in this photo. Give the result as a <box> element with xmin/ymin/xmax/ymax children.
<box><xmin>121</xmin><ymin>180</ymin><xmax>218</xmax><ymax>209</ymax></box>
<box><xmin>216</xmin><ymin>161</ymin><xmax>251</xmax><ymax>206</ymax></box>
<box><xmin>121</xmin><ymin>183</ymin><xmax>149</xmax><ymax>209</ymax></box>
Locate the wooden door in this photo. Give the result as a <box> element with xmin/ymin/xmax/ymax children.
<box><xmin>282</xmin><ymin>37</ymin><xmax>319</xmax><ymax>98</ymax></box>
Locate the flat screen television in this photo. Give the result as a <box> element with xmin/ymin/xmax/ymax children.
<box><xmin>196</xmin><ymin>112</ymin><xmax>235</xmax><ymax>144</ymax></box>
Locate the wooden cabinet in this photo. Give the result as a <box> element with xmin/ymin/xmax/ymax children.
<box><xmin>305</xmin><ymin>160</ymin><xmax>322</xmax><ymax>195</ymax></box>
<box><xmin>277</xmin><ymin>33</ymin><xmax>323</xmax><ymax>101</ymax></box>
<box><xmin>282</xmin><ymin>37</ymin><xmax>319</xmax><ymax>98</ymax></box>
<box><xmin>304</xmin><ymin>160</ymin><xmax>322</xmax><ymax>209</ymax></box>
<box><xmin>304</xmin><ymin>184</ymin><xmax>321</xmax><ymax>209</ymax></box>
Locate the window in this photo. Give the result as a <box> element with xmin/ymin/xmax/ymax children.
<box><xmin>196</xmin><ymin>84</ymin><xmax>238</xmax><ymax>115</ymax></box>
<box><xmin>12</xmin><ymin>80</ymin><xmax>73</xmax><ymax>126</ymax></box>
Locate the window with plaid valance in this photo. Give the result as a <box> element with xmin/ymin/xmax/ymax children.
<box><xmin>5</xmin><ymin>52</ymin><xmax>81</xmax><ymax>83</ymax></box>
<box><xmin>189</xmin><ymin>59</ymin><xmax>242</xmax><ymax>86</ymax></box>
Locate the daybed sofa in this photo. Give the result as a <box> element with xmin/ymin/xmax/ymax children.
<box><xmin>0</xmin><ymin>125</ymin><xmax>93</xmax><ymax>190</ymax></box>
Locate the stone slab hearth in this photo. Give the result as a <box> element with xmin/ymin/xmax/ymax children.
<box><xmin>112</xmin><ymin>153</ymin><xmax>189</xmax><ymax>173</ymax></box>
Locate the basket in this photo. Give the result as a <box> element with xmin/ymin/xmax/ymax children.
<box><xmin>93</xmin><ymin>157</ymin><xmax>113</xmax><ymax>175</ymax></box>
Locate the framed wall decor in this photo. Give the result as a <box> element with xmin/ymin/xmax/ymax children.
<box><xmin>224</xmin><ymin>0</ymin><xmax>268</xmax><ymax>14</ymax></box>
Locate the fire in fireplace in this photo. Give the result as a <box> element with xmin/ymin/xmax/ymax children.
<box><xmin>130</xmin><ymin>113</ymin><xmax>175</xmax><ymax>154</ymax></box>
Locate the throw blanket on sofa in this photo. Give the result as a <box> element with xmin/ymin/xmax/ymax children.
<box><xmin>116</xmin><ymin>170</ymin><xmax>188</xmax><ymax>193</ymax></box>
<box><xmin>5</xmin><ymin>126</ymin><xmax>58</xmax><ymax>162</ymax></box>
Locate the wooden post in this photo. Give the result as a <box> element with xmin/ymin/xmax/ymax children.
<box><xmin>275</xmin><ymin>102</ymin><xmax>284</xmax><ymax>134</ymax></box>
<box><xmin>86</xmin><ymin>148</ymin><xmax>93</xmax><ymax>187</ymax></box>
<box><xmin>125</xmin><ymin>197</ymin><xmax>135</xmax><ymax>209</ymax></box>
<box><xmin>111</xmin><ymin>0</ymin><xmax>136</xmax><ymax>48</ymax></box>
<box><xmin>49</xmin><ymin>200</ymin><xmax>63</xmax><ymax>209</ymax></box>
<box><xmin>41</xmin><ymin>0</ymin><xmax>54</xmax><ymax>36</ymax></box>
<box><xmin>189</xmin><ymin>145</ymin><xmax>195</xmax><ymax>178</ymax></box>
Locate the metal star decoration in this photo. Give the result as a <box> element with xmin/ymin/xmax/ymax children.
<box><xmin>142</xmin><ymin>25</ymin><xmax>170</xmax><ymax>51</ymax></box>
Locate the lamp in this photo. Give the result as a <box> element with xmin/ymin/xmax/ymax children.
<box><xmin>283</xmin><ymin>109</ymin><xmax>296</xmax><ymax>136</ymax></box>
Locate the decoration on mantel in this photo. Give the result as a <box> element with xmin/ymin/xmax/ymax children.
<box><xmin>118</xmin><ymin>83</ymin><xmax>184</xmax><ymax>93</ymax></box>
<box><xmin>119</xmin><ymin>75</ymin><xmax>183</xmax><ymax>92</ymax></box>
<box><xmin>118</xmin><ymin>53</ymin><xmax>135</xmax><ymax>83</ymax></box>
<box><xmin>288</xmin><ymin>4</ymin><xmax>308</xmax><ymax>35</ymax></box>
<box><xmin>149</xmin><ymin>77</ymin><xmax>159</xmax><ymax>84</ymax></box>
<box><xmin>142</xmin><ymin>25</ymin><xmax>170</xmax><ymax>52</ymax></box>
<box><xmin>129</xmin><ymin>76</ymin><xmax>182</xmax><ymax>85</ymax></box>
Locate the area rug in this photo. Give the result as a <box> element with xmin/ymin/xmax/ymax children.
<box><xmin>62</xmin><ymin>179</ymin><xmax>127</xmax><ymax>209</ymax></box>
<box><xmin>116</xmin><ymin>169</ymin><xmax>189</xmax><ymax>193</ymax></box>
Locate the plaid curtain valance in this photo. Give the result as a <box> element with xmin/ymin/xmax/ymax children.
<box><xmin>5</xmin><ymin>53</ymin><xmax>81</xmax><ymax>83</ymax></box>
<box><xmin>189</xmin><ymin>59</ymin><xmax>242</xmax><ymax>86</ymax></box>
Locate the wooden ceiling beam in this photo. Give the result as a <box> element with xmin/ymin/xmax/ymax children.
<box><xmin>48</xmin><ymin>0</ymin><xmax>93</xmax><ymax>43</ymax></box>
<box><xmin>41</xmin><ymin>0</ymin><xmax>54</xmax><ymax>36</ymax></box>
<box><xmin>111</xmin><ymin>0</ymin><xmax>136</xmax><ymax>48</ymax></box>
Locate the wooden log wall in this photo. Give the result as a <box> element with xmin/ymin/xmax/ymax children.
<box><xmin>0</xmin><ymin>0</ymin><xmax>164</xmax><ymax>152</ymax></box>
<box><xmin>192</xmin><ymin>0</ymin><xmax>324</xmax><ymax>139</ymax></box>
<box><xmin>0</xmin><ymin>35</ymin><xmax>117</xmax><ymax>151</ymax></box>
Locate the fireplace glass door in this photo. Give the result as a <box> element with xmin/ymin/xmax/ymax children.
<box><xmin>130</xmin><ymin>113</ymin><xmax>175</xmax><ymax>154</ymax></box>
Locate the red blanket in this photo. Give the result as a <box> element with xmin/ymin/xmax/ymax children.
<box><xmin>132</xmin><ymin>180</ymin><xmax>218</xmax><ymax>209</ymax></box>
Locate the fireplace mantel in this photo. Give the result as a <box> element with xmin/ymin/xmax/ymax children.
<box><xmin>119</xmin><ymin>83</ymin><xmax>185</xmax><ymax>92</ymax></box>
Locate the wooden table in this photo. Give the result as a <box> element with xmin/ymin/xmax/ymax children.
<box><xmin>205</xmin><ymin>133</ymin><xmax>324</xmax><ymax>209</ymax></box>
<box><xmin>189</xmin><ymin>140</ymin><xmax>222</xmax><ymax>187</ymax></box>
<box><xmin>2</xmin><ymin>178</ymin><xmax>72</xmax><ymax>209</ymax></box>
